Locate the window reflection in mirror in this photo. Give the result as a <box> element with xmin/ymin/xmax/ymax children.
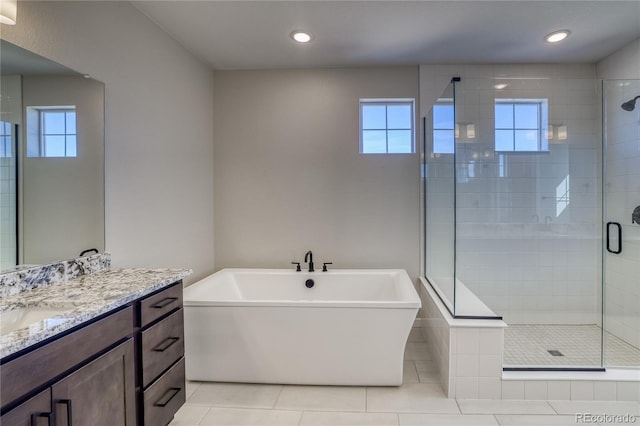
<box><xmin>0</xmin><ymin>40</ymin><xmax>104</xmax><ymax>271</ymax></box>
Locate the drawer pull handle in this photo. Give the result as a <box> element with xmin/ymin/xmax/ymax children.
<box><xmin>154</xmin><ymin>387</ymin><xmax>181</xmax><ymax>407</ymax></box>
<box><xmin>153</xmin><ymin>337</ymin><xmax>180</xmax><ymax>352</ymax></box>
<box><xmin>151</xmin><ymin>297</ymin><xmax>178</xmax><ymax>309</ymax></box>
<box><xmin>56</xmin><ymin>399</ymin><xmax>73</xmax><ymax>426</ymax></box>
<box><xmin>31</xmin><ymin>412</ymin><xmax>52</xmax><ymax>426</ymax></box>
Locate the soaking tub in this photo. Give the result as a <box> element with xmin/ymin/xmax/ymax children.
<box><xmin>183</xmin><ymin>268</ymin><xmax>421</xmax><ymax>386</ymax></box>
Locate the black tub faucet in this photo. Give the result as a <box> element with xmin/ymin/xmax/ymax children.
<box><xmin>304</xmin><ymin>250</ymin><xmax>314</xmax><ymax>272</ymax></box>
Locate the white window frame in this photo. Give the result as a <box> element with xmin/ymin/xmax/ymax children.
<box><xmin>494</xmin><ymin>98</ymin><xmax>549</xmax><ymax>153</ymax></box>
<box><xmin>26</xmin><ymin>106</ymin><xmax>77</xmax><ymax>158</ymax></box>
<box><xmin>431</xmin><ymin>99</ymin><xmax>455</xmax><ymax>155</ymax></box>
<box><xmin>0</xmin><ymin>121</ymin><xmax>13</xmax><ymax>158</ymax></box>
<box><xmin>359</xmin><ymin>98</ymin><xmax>415</xmax><ymax>154</ymax></box>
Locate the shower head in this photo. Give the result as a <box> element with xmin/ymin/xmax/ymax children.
<box><xmin>621</xmin><ymin>95</ymin><xmax>640</xmax><ymax>111</ymax></box>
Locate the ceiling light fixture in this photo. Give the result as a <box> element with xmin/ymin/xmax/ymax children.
<box><xmin>545</xmin><ymin>30</ymin><xmax>570</xmax><ymax>43</ymax></box>
<box><xmin>291</xmin><ymin>31</ymin><xmax>312</xmax><ymax>43</ymax></box>
<box><xmin>0</xmin><ymin>0</ymin><xmax>17</xmax><ymax>25</ymax></box>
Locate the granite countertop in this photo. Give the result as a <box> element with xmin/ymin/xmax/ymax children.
<box><xmin>0</xmin><ymin>268</ymin><xmax>192</xmax><ymax>359</ymax></box>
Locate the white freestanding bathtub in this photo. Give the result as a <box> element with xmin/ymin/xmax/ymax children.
<box><xmin>183</xmin><ymin>268</ymin><xmax>421</xmax><ymax>386</ymax></box>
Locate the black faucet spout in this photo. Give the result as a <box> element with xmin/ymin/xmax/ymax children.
<box><xmin>304</xmin><ymin>250</ymin><xmax>314</xmax><ymax>272</ymax></box>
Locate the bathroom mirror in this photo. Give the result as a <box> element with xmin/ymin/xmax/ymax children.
<box><xmin>0</xmin><ymin>39</ymin><xmax>104</xmax><ymax>271</ymax></box>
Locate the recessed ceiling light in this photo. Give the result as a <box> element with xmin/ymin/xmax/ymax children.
<box><xmin>494</xmin><ymin>83</ymin><xmax>509</xmax><ymax>90</ymax></box>
<box><xmin>291</xmin><ymin>31</ymin><xmax>312</xmax><ymax>43</ymax></box>
<box><xmin>545</xmin><ymin>30</ymin><xmax>570</xmax><ymax>43</ymax></box>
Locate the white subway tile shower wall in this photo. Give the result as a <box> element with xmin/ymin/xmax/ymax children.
<box><xmin>455</xmin><ymin>77</ymin><xmax>601</xmax><ymax>325</ymax></box>
<box><xmin>598</xmin><ymin>39</ymin><xmax>640</xmax><ymax>359</ymax></box>
<box><xmin>0</xmin><ymin>157</ymin><xmax>17</xmax><ymax>271</ymax></box>
<box><xmin>418</xmin><ymin>281</ymin><xmax>452</xmax><ymax>396</ymax></box>
<box><xmin>603</xmin><ymin>79</ymin><xmax>640</xmax><ymax>350</ymax></box>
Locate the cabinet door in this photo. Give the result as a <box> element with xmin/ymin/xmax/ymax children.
<box><xmin>52</xmin><ymin>339</ymin><xmax>135</xmax><ymax>426</ymax></box>
<box><xmin>0</xmin><ymin>388</ymin><xmax>51</xmax><ymax>426</ymax></box>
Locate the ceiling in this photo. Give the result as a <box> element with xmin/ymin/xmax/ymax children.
<box><xmin>132</xmin><ymin>1</ymin><xmax>640</xmax><ymax>70</ymax></box>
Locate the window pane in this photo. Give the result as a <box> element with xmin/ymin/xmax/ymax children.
<box><xmin>433</xmin><ymin>104</ymin><xmax>454</xmax><ymax>129</ymax></box>
<box><xmin>514</xmin><ymin>130</ymin><xmax>538</xmax><ymax>151</ymax></box>
<box><xmin>362</xmin><ymin>105</ymin><xmax>386</xmax><ymax>130</ymax></box>
<box><xmin>66</xmin><ymin>135</ymin><xmax>77</xmax><ymax>157</ymax></box>
<box><xmin>44</xmin><ymin>135</ymin><xmax>66</xmax><ymax>157</ymax></box>
<box><xmin>362</xmin><ymin>130</ymin><xmax>386</xmax><ymax>153</ymax></box>
<box><xmin>495</xmin><ymin>130</ymin><xmax>514</xmax><ymax>151</ymax></box>
<box><xmin>514</xmin><ymin>104</ymin><xmax>539</xmax><ymax>129</ymax></box>
<box><xmin>388</xmin><ymin>130</ymin><xmax>412</xmax><ymax>153</ymax></box>
<box><xmin>65</xmin><ymin>112</ymin><xmax>77</xmax><ymax>135</ymax></box>
<box><xmin>433</xmin><ymin>130</ymin><xmax>454</xmax><ymax>154</ymax></box>
<box><xmin>495</xmin><ymin>104</ymin><xmax>513</xmax><ymax>129</ymax></box>
<box><xmin>387</xmin><ymin>105</ymin><xmax>411</xmax><ymax>129</ymax></box>
<box><xmin>43</xmin><ymin>112</ymin><xmax>66</xmax><ymax>134</ymax></box>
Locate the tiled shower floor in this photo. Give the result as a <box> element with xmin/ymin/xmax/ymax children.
<box><xmin>504</xmin><ymin>325</ymin><xmax>640</xmax><ymax>368</ymax></box>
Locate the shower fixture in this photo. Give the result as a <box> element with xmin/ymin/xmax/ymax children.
<box><xmin>621</xmin><ymin>96</ymin><xmax>640</xmax><ymax>111</ymax></box>
<box><xmin>633</xmin><ymin>206</ymin><xmax>640</xmax><ymax>225</ymax></box>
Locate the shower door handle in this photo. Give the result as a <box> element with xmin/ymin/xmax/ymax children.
<box><xmin>606</xmin><ymin>222</ymin><xmax>622</xmax><ymax>254</ymax></box>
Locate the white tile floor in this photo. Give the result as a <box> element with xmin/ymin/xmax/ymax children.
<box><xmin>504</xmin><ymin>325</ymin><xmax>640</xmax><ymax>367</ymax></box>
<box><xmin>171</xmin><ymin>328</ymin><xmax>640</xmax><ymax>426</ymax></box>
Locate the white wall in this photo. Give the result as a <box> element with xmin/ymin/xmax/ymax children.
<box><xmin>213</xmin><ymin>68</ymin><xmax>420</xmax><ymax>278</ymax></box>
<box><xmin>597</xmin><ymin>39</ymin><xmax>640</xmax><ymax>80</ymax></box>
<box><xmin>1</xmin><ymin>1</ymin><xmax>215</xmax><ymax>282</ymax></box>
<box><xmin>597</xmin><ymin>38</ymin><xmax>640</xmax><ymax>350</ymax></box>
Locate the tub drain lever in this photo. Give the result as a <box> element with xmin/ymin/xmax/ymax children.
<box><xmin>633</xmin><ymin>206</ymin><xmax>640</xmax><ymax>225</ymax></box>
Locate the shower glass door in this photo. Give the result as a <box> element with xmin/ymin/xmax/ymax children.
<box><xmin>603</xmin><ymin>79</ymin><xmax>640</xmax><ymax>369</ymax></box>
<box><xmin>453</xmin><ymin>77</ymin><xmax>604</xmax><ymax>369</ymax></box>
<box><xmin>423</xmin><ymin>82</ymin><xmax>456</xmax><ymax>313</ymax></box>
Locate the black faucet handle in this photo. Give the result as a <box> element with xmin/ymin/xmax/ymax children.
<box><xmin>291</xmin><ymin>262</ymin><xmax>301</xmax><ymax>272</ymax></box>
<box><xmin>322</xmin><ymin>262</ymin><xmax>333</xmax><ymax>272</ymax></box>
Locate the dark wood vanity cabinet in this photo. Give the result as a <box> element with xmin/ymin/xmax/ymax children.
<box><xmin>138</xmin><ymin>282</ymin><xmax>186</xmax><ymax>426</ymax></box>
<box><xmin>52</xmin><ymin>339</ymin><xmax>136</xmax><ymax>425</ymax></box>
<box><xmin>0</xmin><ymin>388</ymin><xmax>51</xmax><ymax>426</ymax></box>
<box><xmin>0</xmin><ymin>280</ymin><xmax>186</xmax><ymax>426</ymax></box>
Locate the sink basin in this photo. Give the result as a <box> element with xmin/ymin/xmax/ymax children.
<box><xmin>0</xmin><ymin>307</ymin><xmax>73</xmax><ymax>335</ymax></box>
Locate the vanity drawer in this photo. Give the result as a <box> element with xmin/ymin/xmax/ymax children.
<box><xmin>142</xmin><ymin>308</ymin><xmax>184</xmax><ymax>387</ymax></box>
<box><xmin>140</xmin><ymin>282</ymin><xmax>182</xmax><ymax>327</ymax></box>
<box><xmin>143</xmin><ymin>357</ymin><xmax>185</xmax><ymax>426</ymax></box>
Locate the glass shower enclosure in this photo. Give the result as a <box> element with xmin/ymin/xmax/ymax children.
<box><xmin>423</xmin><ymin>76</ymin><xmax>640</xmax><ymax>370</ymax></box>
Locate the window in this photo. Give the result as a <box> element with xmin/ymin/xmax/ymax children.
<box><xmin>0</xmin><ymin>121</ymin><xmax>13</xmax><ymax>158</ymax></box>
<box><xmin>360</xmin><ymin>99</ymin><xmax>414</xmax><ymax>154</ymax></box>
<box><xmin>432</xmin><ymin>100</ymin><xmax>454</xmax><ymax>154</ymax></box>
<box><xmin>26</xmin><ymin>106</ymin><xmax>77</xmax><ymax>157</ymax></box>
<box><xmin>495</xmin><ymin>99</ymin><xmax>548</xmax><ymax>152</ymax></box>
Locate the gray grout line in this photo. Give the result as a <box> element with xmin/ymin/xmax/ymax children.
<box><xmin>454</xmin><ymin>397</ymin><xmax>463</xmax><ymax>414</ymax></box>
<box><xmin>365</xmin><ymin>386</ymin><xmax>368</xmax><ymax>412</ymax></box>
<box><xmin>198</xmin><ymin>406</ymin><xmax>212</xmax><ymax>426</ymax></box>
<box><xmin>273</xmin><ymin>384</ymin><xmax>285</xmax><ymax>410</ymax></box>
